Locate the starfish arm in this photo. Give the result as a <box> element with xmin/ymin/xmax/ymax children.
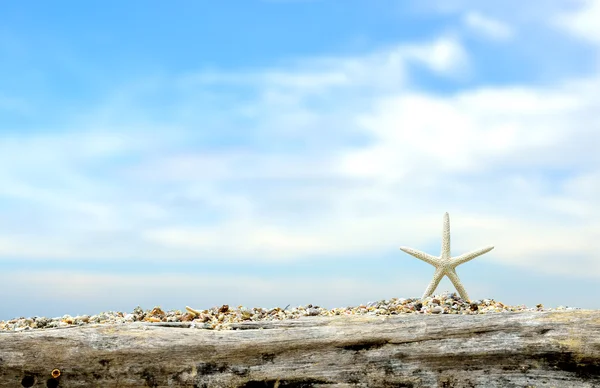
<box><xmin>422</xmin><ymin>268</ymin><xmax>445</xmax><ymax>299</ymax></box>
<box><xmin>399</xmin><ymin>246</ymin><xmax>439</xmax><ymax>266</ymax></box>
<box><xmin>441</xmin><ymin>212</ymin><xmax>451</xmax><ymax>259</ymax></box>
<box><xmin>452</xmin><ymin>245</ymin><xmax>494</xmax><ymax>266</ymax></box>
<box><xmin>446</xmin><ymin>268</ymin><xmax>470</xmax><ymax>301</ymax></box>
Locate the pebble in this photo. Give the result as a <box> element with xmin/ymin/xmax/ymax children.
<box><xmin>0</xmin><ymin>292</ymin><xmax>579</xmax><ymax>332</ymax></box>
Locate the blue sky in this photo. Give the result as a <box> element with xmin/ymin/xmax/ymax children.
<box><xmin>1</xmin><ymin>0</ymin><xmax>599</xmax><ymax>320</ymax></box>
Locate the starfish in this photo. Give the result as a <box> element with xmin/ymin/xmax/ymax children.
<box><xmin>399</xmin><ymin>212</ymin><xmax>494</xmax><ymax>301</ymax></box>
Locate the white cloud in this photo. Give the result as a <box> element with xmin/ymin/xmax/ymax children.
<box><xmin>555</xmin><ymin>0</ymin><xmax>600</xmax><ymax>43</ymax></box>
<box><xmin>416</xmin><ymin>0</ymin><xmax>570</xmax><ymax>22</ymax></box>
<box><xmin>0</xmin><ymin>32</ymin><xmax>599</xmax><ymax>282</ymax></box>
<box><xmin>463</xmin><ymin>11</ymin><xmax>514</xmax><ymax>40</ymax></box>
<box><xmin>344</xmin><ymin>83</ymin><xmax>592</xmax><ymax>176</ymax></box>
<box><xmin>137</xmin><ymin>64</ymin><xmax>600</xmax><ymax>275</ymax></box>
<box><xmin>183</xmin><ymin>35</ymin><xmax>468</xmax><ymax>94</ymax></box>
<box><xmin>402</xmin><ymin>37</ymin><xmax>469</xmax><ymax>75</ymax></box>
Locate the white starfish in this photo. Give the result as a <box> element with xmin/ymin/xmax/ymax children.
<box><xmin>400</xmin><ymin>212</ymin><xmax>494</xmax><ymax>301</ymax></box>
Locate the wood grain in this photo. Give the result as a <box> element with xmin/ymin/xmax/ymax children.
<box><xmin>1</xmin><ymin>310</ymin><xmax>599</xmax><ymax>387</ymax></box>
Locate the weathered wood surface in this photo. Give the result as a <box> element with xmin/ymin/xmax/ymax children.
<box><xmin>1</xmin><ymin>310</ymin><xmax>599</xmax><ymax>387</ymax></box>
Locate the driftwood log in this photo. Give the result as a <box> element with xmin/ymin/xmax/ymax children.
<box><xmin>0</xmin><ymin>310</ymin><xmax>599</xmax><ymax>387</ymax></box>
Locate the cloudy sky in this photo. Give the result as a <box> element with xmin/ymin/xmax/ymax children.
<box><xmin>1</xmin><ymin>0</ymin><xmax>599</xmax><ymax>320</ymax></box>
